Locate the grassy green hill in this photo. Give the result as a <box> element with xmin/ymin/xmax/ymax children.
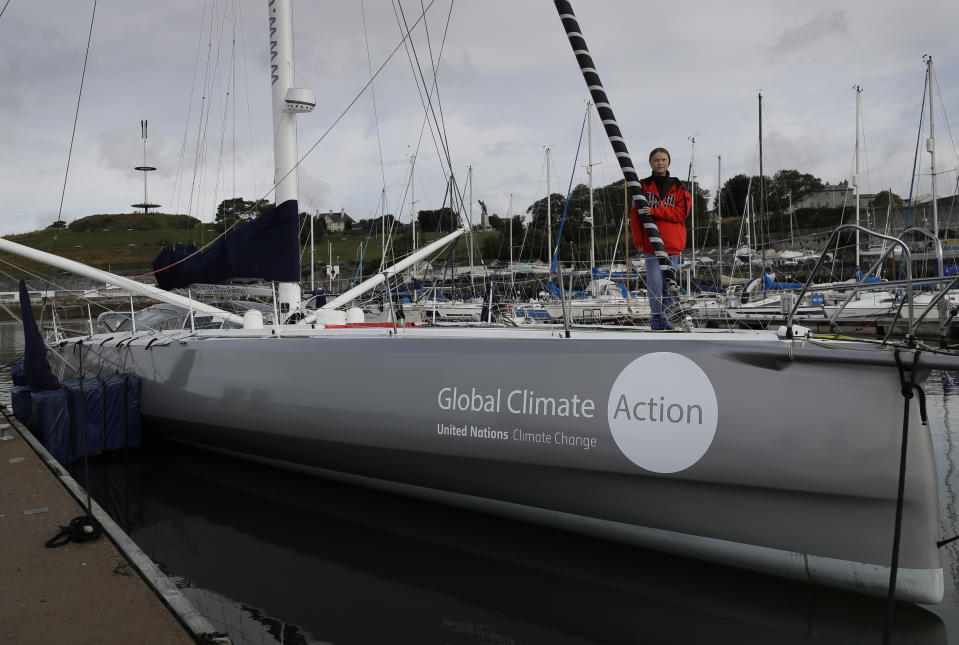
<box><xmin>1</xmin><ymin>212</ymin><xmax>506</xmax><ymax>278</ymax></box>
<box><xmin>2</xmin><ymin>213</ymin><xmax>209</xmax><ymax>275</ymax></box>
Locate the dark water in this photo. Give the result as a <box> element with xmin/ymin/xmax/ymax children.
<box><xmin>2</xmin><ymin>321</ymin><xmax>959</xmax><ymax>644</ymax></box>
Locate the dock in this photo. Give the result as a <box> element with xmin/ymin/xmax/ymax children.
<box><xmin>0</xmin><ymin>406</ymin><xmax>228</xmax><ymax>644</ymax></box>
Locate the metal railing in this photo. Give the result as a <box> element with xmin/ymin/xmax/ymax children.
<box><xmin>786</xmin><ymin>225</ymin><xmax>913</xmax><ymax>339</ymax></box>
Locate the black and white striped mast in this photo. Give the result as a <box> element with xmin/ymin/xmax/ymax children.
<box><xmin>553</xmin><ymin>1</ymin><xmax>677</xmax><ymax>289</ymax></box>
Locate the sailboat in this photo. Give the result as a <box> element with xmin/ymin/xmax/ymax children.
<box><xmin>3</xmin><ymin>0</ymin><xmax>956</xmax><ymax>606</ymax></box>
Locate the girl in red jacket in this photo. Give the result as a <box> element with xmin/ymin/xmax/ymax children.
<box><xmin>630</xmin><ymin>147</ymin><xmax>691</xmax><ymax>329</ymax></box>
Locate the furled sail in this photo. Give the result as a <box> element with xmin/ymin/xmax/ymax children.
<box><xmin>18</xmin><ymin>280</ymin><xmax>61</xmax><ymax>391</ymax></box>
<box><xmin>153</xmin><ymin>199</ymin><xmax>300</xmax><ymax>290</ymax></box>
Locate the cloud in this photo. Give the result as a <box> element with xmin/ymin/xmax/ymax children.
<box><xmin>771</xmin><ymin>10</ymin><xmax>849</xmax><ymax>55</ymax></box>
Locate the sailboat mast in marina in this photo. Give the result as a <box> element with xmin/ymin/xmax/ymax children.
<box><xmin>855</xmin><ymin>84</ymin><xmax>862</xmax><ymax>269</ymax></box>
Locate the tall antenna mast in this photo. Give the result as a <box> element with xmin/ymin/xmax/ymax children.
<box><xmin>688</xmin><ymin>135</ymin><xmax>697</xmax><ymax>283</ymax></box>
<box><xmin>925</xmin><ymin>55</ymin><xmax>940</xmax><ymax>276</ymax></box>
<box><xmin>854</xmin><ymin>85</ymin><xmax>862</xmax><ymax>269</ymax></box>
<box><xmin>132</xmin><ymin>120</ymin><xmax>160</xmax><ymax>214</ymax></box>
<box><xmin>758</xmin><ymin>92</ymin><xmax>766</xmax><ymax>274</ymax></box>
<box><xmin>587</xmin><ymin>102</ymin><xmax>595</xmax><ymax>274</ymax></box>
<box><xmin>546</xmin><ymin>147</ymin><xmax>553</xmax><ymax>263</ymax></box>
<box><xmin>717</xmin><ymin>155</ymin><xmax>722</xmax><ymax>278</ymax></box>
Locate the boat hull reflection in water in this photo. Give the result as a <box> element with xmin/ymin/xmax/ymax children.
<box><xmin>91</xmin><ymin>441</ymin><xmax>945</xmax><ymax>644</ymax></box>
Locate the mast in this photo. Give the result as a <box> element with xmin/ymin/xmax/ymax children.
<box><xmin>925</xmin><ymin>55</ymin><xmax>940</xmax><ymax>274</ymax></box>
<box><xmin>689</xmin><ymin>136</ymin><xmax>696</xmax><ymax>283</ymax></box>
<box><xmin>717</xmin><ymin>155</ymin><xmax>722</xmax><ymax>278</ymax></box>
<box><xmin>381</xmin><ymin>189</ymin><xmax>387</xmax><ymax>264</ymax></box>
<box><xmin>854</xmin><ymin>84</ymin><xmax>861</xmax><ymax>269</ymax></box>
<box><xmin>310</xmin><ymin>210</ymin><xmax>315</xmax><ymax>291</ymax></box>
<box><xmin>788</xmin><ymin>192</ymin><xmax>793</xmax><ymax>247</ymax></box>
<box><xmin>758</xmin><ymin>92</ymin><xmax>766</xmax><ymax>274</ymax></box>
<box><xmin>410</xmin><ymin>154</ymin><xmax>417</xmax><ymax>251</ymax></box>
<box><xmin>468</xmin><ymin>165</ymin><xmax>474</xmax><ymax>276</ymax></box>
<box><xmin>268</xmin><ymin>0</ymin><xmax>314</xmax><ymax>319</ymax></box>
<box><xmin>507</xmin><ymin>193</ymin><xmax>514</xmax><ymax>289</ymax></box>
<box><xmin>587</xmin><ymin>101</ymin><xmax>595</xmax><ymax>274</ymax></box>
<box><xmin>546</xmin><ymin>147</ymin><xmax>552</xmax><ymax>262</ymax></box>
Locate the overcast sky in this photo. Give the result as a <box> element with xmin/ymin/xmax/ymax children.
<box><xmin>1</xmin><ymin>0</ymin><xmax>957</xmax><ymax>237</ymax></box>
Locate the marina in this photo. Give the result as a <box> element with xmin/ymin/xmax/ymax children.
<box><xmin>3</xmin><ymin>0</ymin><xmax>959</xmax><ymax>642</ymax></box>
<box><xmin>1</xmin><ymin>321</ymin><xmax>958</xmax><ymax>642</ymax></box>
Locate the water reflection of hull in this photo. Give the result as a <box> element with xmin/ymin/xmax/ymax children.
<box><xmin>97</xmin><ymin>442</ymin><xmax>945</xmax><ymax>645</ymax></box>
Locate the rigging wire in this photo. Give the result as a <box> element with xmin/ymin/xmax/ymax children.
<box><xmin>905</xmin><ymin>71</ymin><xmax>929</xmax><ymax>231</ymax></box>
<box><xmin>55</xmin><ymin>0</ymin><xmax>97</xmax><ymax>235</ymax></box>
<box><xmin>260</xmin><ymin>0</ymin><xmax>438</xmax><ymax>207</ymax></box>
<box><xmin>395</xmin><ymin>0</ymin><xmax>464</xmax><ymax>216</ymax></box>
<box><xmin>551</xmin><ymin>112</ymin><xmax>587</xmax><ymax>274</ymax></box>
<box><xmin>360</xmin><ymin>0</ymin><xmax>388</xmax><ymax>190</ymax></box>
<box><xmin>932</xmin><ymin>66</ymin><xmax>959</xmax><ymax>227</ymax></box>
<box><xmin>0</xmin><ymin>0</ymin><xmax>12</xmax><ymax>21</ymax></box>
<box><xmin>170</xmin><ymin>1</ymin><xmax>210</xmax><ymax>216</ymax></box>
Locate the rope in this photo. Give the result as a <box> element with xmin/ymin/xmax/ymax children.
<box><xmin>885</xmin><ymin>349</ymin><xmax>926</xmax><ymax>643</ymax></box>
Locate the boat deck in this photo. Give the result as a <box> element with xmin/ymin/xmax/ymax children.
<box><xmin>0</xmin><ymin>407</ymin><xmax>224</xmax><ymax>644</ymax></box>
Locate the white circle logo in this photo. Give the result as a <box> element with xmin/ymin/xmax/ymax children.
<box><xmin>607</xmin><ymin>352</ymin><xmax>718</xmax><ymax>473</ymax></box>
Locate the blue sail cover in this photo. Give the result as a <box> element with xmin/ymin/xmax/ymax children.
<box><xmin>762</xmin><ymin>273</ymin><xmax>804</xmax><ymax>290</ymax></box>
<box><xmin>153</xmin><ymin>199</ymin><xmax>300</xmax><ymax>290</ymax></box>
<box><xmin>18</xmin><ymin>280</ymin><xmax>60</xmax><ymax>391</ymax></box>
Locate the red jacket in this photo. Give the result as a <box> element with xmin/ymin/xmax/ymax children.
<box><xmin>630</xmin><ymin>174</ymin><xmax>691</xmax><ymax>255</ymax></box>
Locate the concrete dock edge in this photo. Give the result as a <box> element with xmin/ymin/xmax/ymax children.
<box><xmin>1</xmin><ymin>404</ymin><xmax>230</xmax><ymax>644</ymax></box>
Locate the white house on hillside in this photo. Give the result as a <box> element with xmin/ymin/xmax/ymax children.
<box><xmin>793</xmin><ymin>180</ymin><xmax>876</xmax><ymax>210</ymax></box>
<box><xmin>321</xmin><ymin>209</ymin><xmax>355</xmax><ymax>233</ymax></box>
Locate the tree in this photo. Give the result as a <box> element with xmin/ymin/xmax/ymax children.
<box><xmin>299</xmin><ymin>213</ymin><xmax>328</xmax><ymax>245</ymax></box>
<box><xmin>872</xmin><ymin>190</ymin><xmax>904</xmax><ymax>209</ymax></box>
<box><xmin>717</xmin><ymin>174</ymin><xmax>779</xmax><ymax>219</ymax></box>
<box><xmin>770</xmin><ymin>169</ymin><xmax>824</xmax><ymax>208</ymax></box>
<box><xmin>417</xmin><ymin>207</ymin><xmax>458</xmax><ymax>233</ymax></box>
<box><xmin>214</xmin><ymin>197</ymin><xmax>272</xmax><ymax>232</ymax></box>
<box><xmin>526</xmin><ymin>192</ymin><xmax>569</xmax><ymax>231</ymax></box>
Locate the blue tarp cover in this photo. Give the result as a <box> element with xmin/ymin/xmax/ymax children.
<box><xmin>64</xmin><ymin>378</ymin><xmax>105</xmax><ymax>460</ymax></box>
<box><xmin>101</xmin><ymin>374</ymin><xmax>141</xmax><ymax>450</ymax></box>
<box><xmin>11</xmin><ymin>361</ymin><xmax>25</xmax><ymax>386</ymax></box>
<box><xmin>12</xmin><ymin>385</ymin><xmax>32</xmax><ymax>427</ymax></box>
<box><xmin>30</xmin><ymin>388</ymin><xmax>71</xmax><ymax>465</ymax></box>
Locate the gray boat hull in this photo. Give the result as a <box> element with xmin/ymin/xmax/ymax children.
<box><xmin>59</xmin><ymin>326</ymin><xmax>945</xmax><ymax>603</ymax></box>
